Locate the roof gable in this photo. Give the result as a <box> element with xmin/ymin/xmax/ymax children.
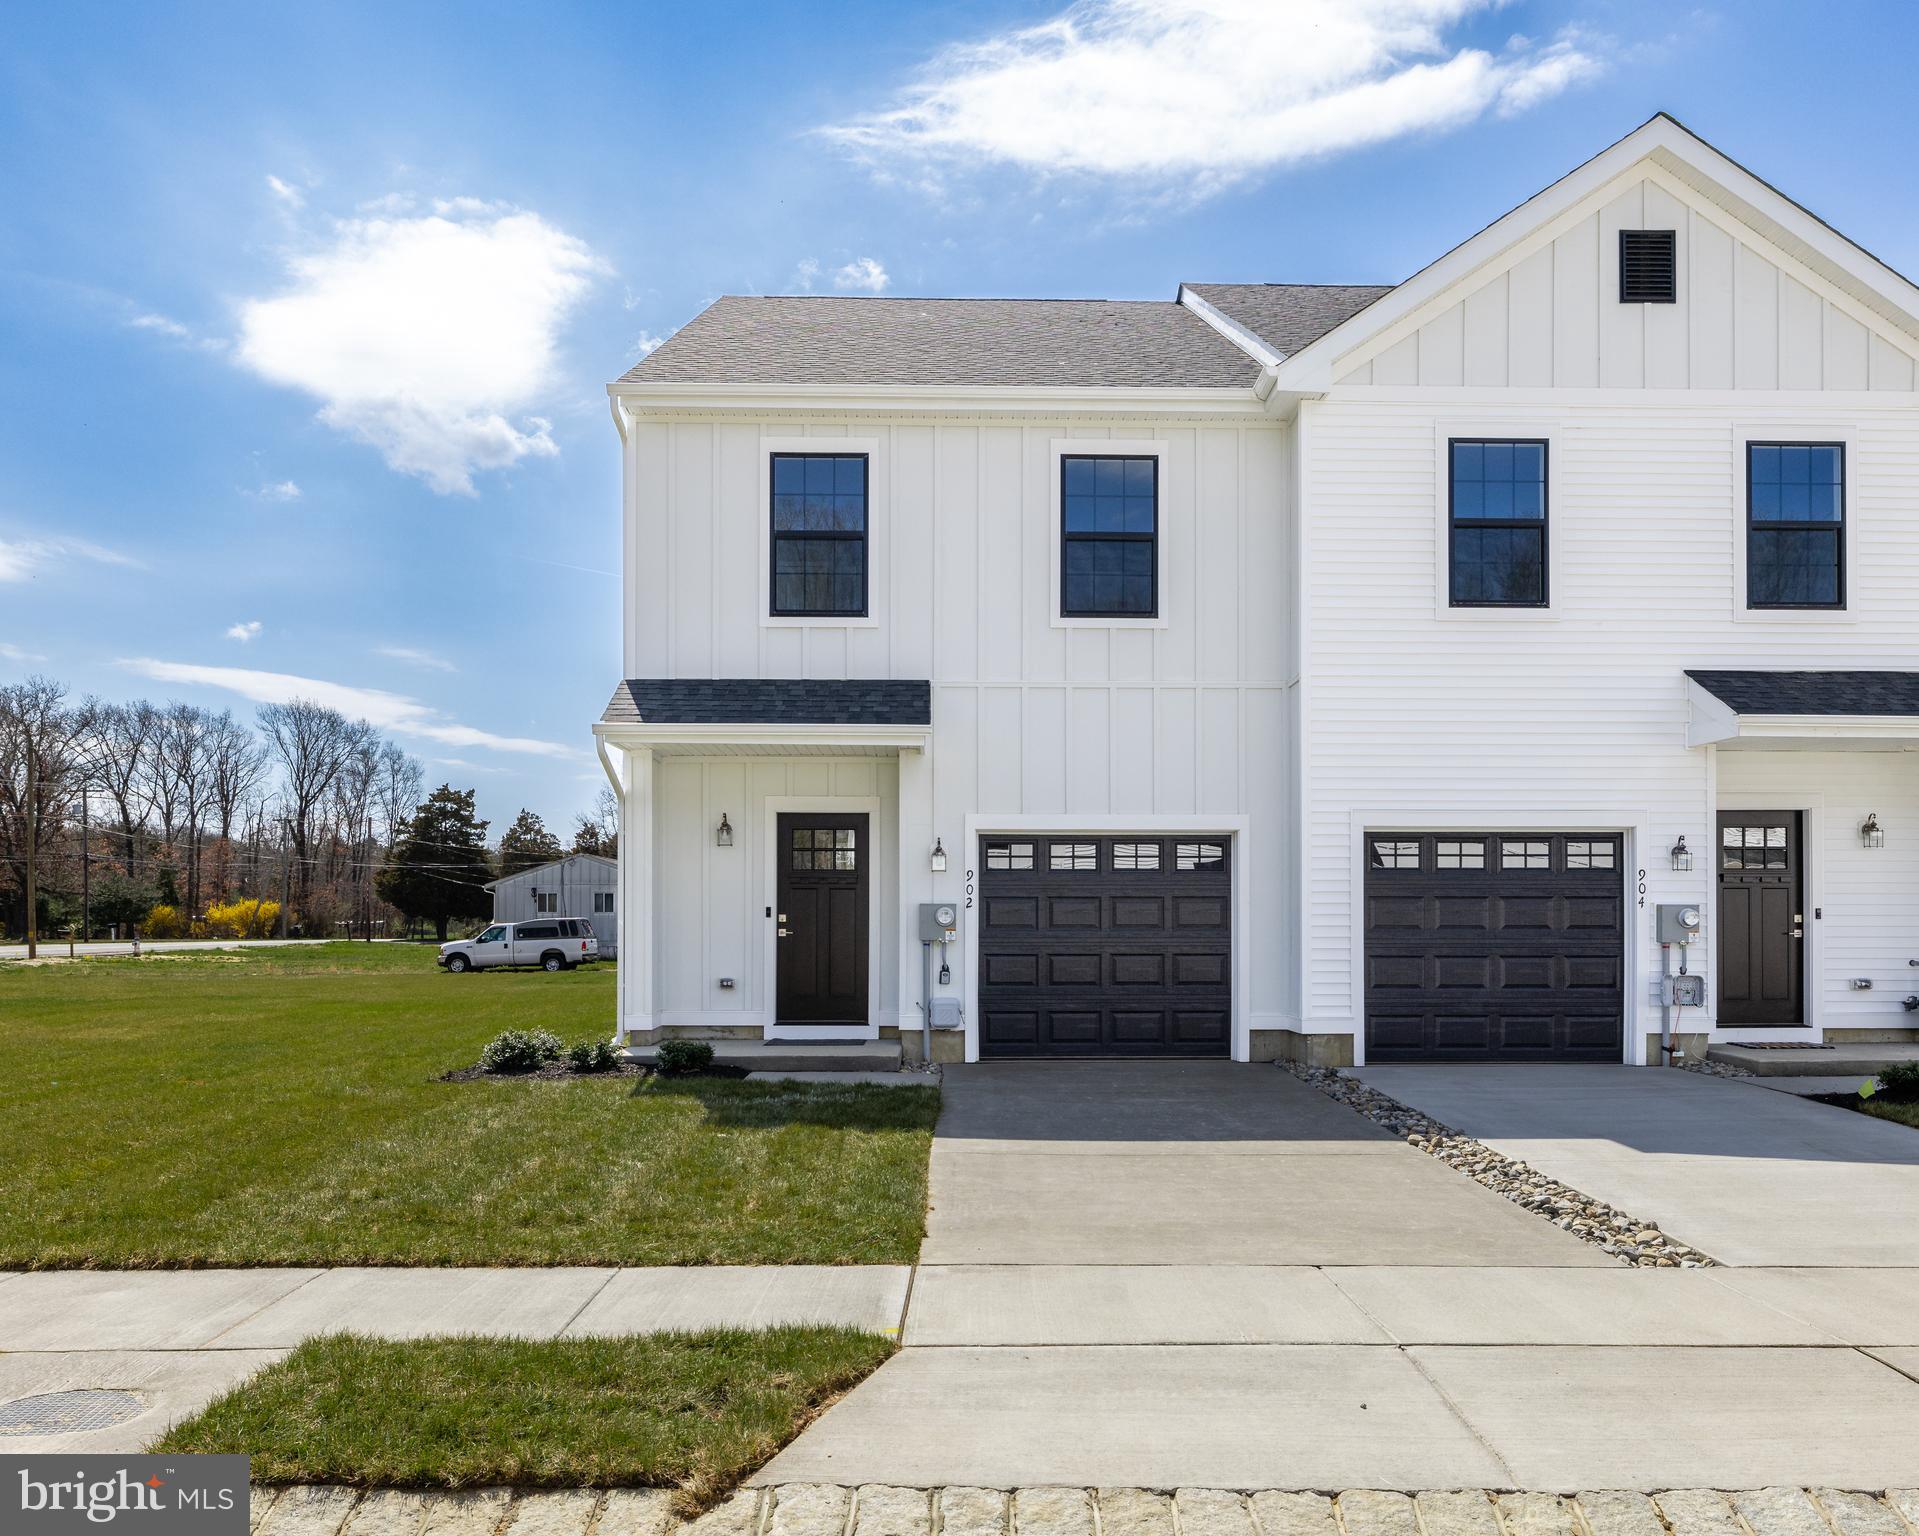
<box><xmin>1273</xmin><ymin>114</ymin><xmax>1919</xmax><ymax>394</ymax></box>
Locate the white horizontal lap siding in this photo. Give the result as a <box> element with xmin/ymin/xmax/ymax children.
<box><xmin>1301</xmin><ymin>398</ymin><xmax>1919</xmax><ymax>1036</ymax></box>
<box><xmin>1718</xmin><ymin>750</ymin><xmax>1919</xmax><ymax>1031</ymax></box>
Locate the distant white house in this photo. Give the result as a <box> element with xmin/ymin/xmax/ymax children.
<box><xmin>485</xmin><ymin>854</ymin><xmax>618</xmax><ymax>957</ymax></box>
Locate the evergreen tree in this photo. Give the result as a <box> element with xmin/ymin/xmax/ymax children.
<box><xmin>497</xmin><ymin>808</ymin><xmax>563</xmax><ymax>878</ymax></box>
<box><xmin>376</xmin><ymin>785</ymin><xmax>493</xmax><ymax>941</ymax></box>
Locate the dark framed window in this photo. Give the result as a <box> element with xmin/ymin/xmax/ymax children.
<box><xmin>1449</xmin><ymin>439</ymin><xmax>1547</xmax><ymax>607</ymax></box>
<box><xmin>1061</xmin><ymin>454</ymin><xmax>1157</xmax><ymax>617</ymax></box>
<box><xmin>1747</xmin><ymin>443</ymin><xmax>1844</xmax><ymax>609</ymax></box>
<box><xmin>770</xmin><ymin>453</ymin><xmax>868</xmax><ymax>617</ymax></box>
<box><xmin>1619</xmin><ymin>229</ymin><xmax>1678</xmax><ymax>303</ymax></box>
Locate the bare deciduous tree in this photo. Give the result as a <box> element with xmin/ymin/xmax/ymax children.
<box><xmin>257</xmin><ymin>699</ymin><xmax>372</xmax><ymax>904</ymax></box>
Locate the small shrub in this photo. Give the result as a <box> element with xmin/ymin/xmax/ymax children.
<box><xmin>142</xmin><ymin>904</ymin><xmax>187</xmax><ymax>939</ymax></box>
<box><xmin>1875</xmin><ymin>1060</ymin><xmax>1919</xmax><ymax>1102</ymax></box>
<box><xmin>479</xmin><ymin>1028</ymin><xmax>563</xmax><ymax>1074</ymax></box>
<box><xmin>654</xmin><ymin>1039</ymin><xmax>715</xmax><ymax>1076</ymax></box>
<box><xmin>567</xmin><ymin>1038</ymin><xmax>619</xmax><ymax>1074</ymax></box>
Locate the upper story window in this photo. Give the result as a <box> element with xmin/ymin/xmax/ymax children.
<box><xmin>770</xmin><ymin>453</ymin><xmax>868</xmax><ymax>617</ymax></box>
<box><xmin>1061</xmin><ymin>455</ymin><xmax>1157</xmax><ymax>617</ymax></box>
<box><xmin>1449</xmin><ymin>439</ymin><xmax>1547</xmax><ymax>608</ymax></box>
<box><xmin>1619</xmin><ymin>229</ymin><xmax>1678</xmax><ymax>303</ymax></box>
<box><xmin>1748</xmin><ymin>443</ymin><xmax>1845</xmax><ymax>609</ymax></box>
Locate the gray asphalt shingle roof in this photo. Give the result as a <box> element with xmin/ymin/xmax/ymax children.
<box><xmin>1687</xmin><ymin>670</ymin><xmax>1919</xmax><ymax>716</ymax></box>
<box><xmin>602</xmin><ymin>679</ymin><xmax>933</xmax><ymax>726</ymax></box>
<box><xmin>1182</xmin><ymin>284</ymin><xmax>1395</xmax><ymax>360</ymax></box>
<box><xmin>617</xmin><ymin>295</ymin><xmax>1263</xmax><ymax>390</ymax></box>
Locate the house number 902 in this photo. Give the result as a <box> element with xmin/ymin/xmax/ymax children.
<box><xmin>964</xmin><ymin>870</ymin><xmax>975</xmax><ymax>909</ymax></box>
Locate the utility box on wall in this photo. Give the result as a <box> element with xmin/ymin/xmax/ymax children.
<box><xmin>919</xmin><ymin>902</ymin><xmax>959</xmax><ymax>943</ymax></box>
<box><xmin>1655</xmin><ymin>904</ymin><xmax>1703</xmax><ymax>945</ymax></box>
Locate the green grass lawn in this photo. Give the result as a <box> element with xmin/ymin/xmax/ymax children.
<box><xmin>151</xmin><ymin>1329</ymin><xmax>894</xmax><ymax>1502</ymax></box>
<box><xmin>0</xmin><ymin>944</ymin><xmax>937</xmax><ymax>1267</ymax></box>
<box><xmin>1861</xmin><ymin>1097</ymin><xmax>1919</xmax><ymax>1130</ymax></box>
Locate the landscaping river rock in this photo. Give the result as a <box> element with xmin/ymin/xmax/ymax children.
<box><xmin>1283</xmin><ymin>1064</ymin><xmax>1716</xmax><ymax>1267</ymax></box>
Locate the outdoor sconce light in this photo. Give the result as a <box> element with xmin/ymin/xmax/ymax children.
<box><xmin>716</xmin><ymin>812</ymin><xmax>733</xmax><ymax>847</ymax></box>
<box><xmin>1669</xmin><ymin>835</ymin><xmax>1692</xmax><ymax>873</ymax></box>
<box><xmin>931</xmin><ymin>836</ymin><xmax>947</xmax><ymax>873</ymax></box>
<box><xmin>1862</xmin><ymin>812</ymin><xmax>1885</xmax><ymax>849</ymax></box>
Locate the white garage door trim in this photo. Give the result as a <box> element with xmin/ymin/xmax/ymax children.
<box><xmin>1345</xmin><ymin>810</ymin><xmax>1650</xmax><ymax>1067</ymax></box>
<box><xmin>963</xmin><ymin>814</ymin><xmax>1252</xmax><ymax>1064</ymax></box>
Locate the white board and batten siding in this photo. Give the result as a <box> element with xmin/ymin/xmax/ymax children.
<box><xmin>1300</xmin><ymin>162</ymin><xmax>1919</xmax><ymax>1058</ymax></box>
<box><xmin>489</xmin><ymin>854</ymin><xmax>619</xmax><ymax>955</ymax></box>
<box><xmin>626</xmin><ymin>415</ymin><xmax>1299</xmax><ymax>1043</ymax></box>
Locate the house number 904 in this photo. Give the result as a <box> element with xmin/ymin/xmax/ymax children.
<box><xmin>1637</xmin><ymin>868</ymin><xmax>1648</xmax><ymax>908</ymax></box>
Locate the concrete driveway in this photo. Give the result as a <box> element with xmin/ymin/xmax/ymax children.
<box><xmin>1354</xmin><ymin>1064</ymin><xmax>1919</xmax><ymax>1266</ymax></box>
<box><xmin>921</xmin><ymin>1061</ymin><xmax>1605</xmax><ymax>1266</ymax></box>
<box><xmin>762</xmin><ymin>1060</ymin><xmax>1919</xmax><ymax>1490</ymax></box>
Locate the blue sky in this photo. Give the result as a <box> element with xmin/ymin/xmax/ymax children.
<box><xmin>4</xmin><ymin>0</ymin><xmax>1917</xmax><ymax>832</ymax></box>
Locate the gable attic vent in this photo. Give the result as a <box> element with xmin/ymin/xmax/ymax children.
<box><xmin>1619</xmin><ymin>229</ymin><xmax>1678</xmax><ymax>303</ymax></box>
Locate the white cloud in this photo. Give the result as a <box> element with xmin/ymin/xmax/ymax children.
<box><xmin>266</xmin><ymin>174</ymin><xmax>305</xmax><ymax>210</ymax></box>
<box><xmin>820</xmin><ymin>0</ymin><xmax>1603</xmax><ymax>193</ymax></box>
<box><xmin>118</xmin><ymin>658</ymin><xmax>574</xmax><ymax>758</ymax></box>
<box><xmin>235</xmin><ymin>201</ymin><xmax>607</xmax><ymax>495</ymax></box>
<box><xmin>0</xmin><ymin>642</ymin><xmax>47</xmax><ymax>663</ymax></box>
<box><xmin>225</xmin><ymin>620</ymin><xmax>263</xmax><ymax>642</ymax></box>
<box><xmin>376</xmin><ymin>643</ymin><xmax>458</xmax><ymax>673</ymax></box>
<box><xmin>0</xmin><ymin>535</ymin><xmax>137</xmax><ymax>583</ymax></box>
<box><xmin>251</xmin><ymin>479</ymin><xmax>303</xmax><ymax>502</ymax></box>
<box><xmin>130</xmin><ymin>311</ymin><xmax>227</xmax><ymax>352</ymax></box>
<box><xmin>833</xmin><ymin>257</ymin><xmax>891</xmax><ymax>293</ymax></box>
<box><xmin>632</xmin><ymin>331</ymin><xmax>667</xmax><ymax>360</ymax></box>
<box><xmin>790</xmin><ymin>257</ymin><xmax>823</xmax><ymax>293</ymax></box>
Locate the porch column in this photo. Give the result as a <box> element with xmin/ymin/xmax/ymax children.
<box><xmin>612</xmin><ymin>745</ymin><xmax>655</xmax><ymax>1042</ymax></box>
<box><xmin>897</xmin><ymin>740</ymin><xmax>935</xmax><ymax>1045</ymax></box>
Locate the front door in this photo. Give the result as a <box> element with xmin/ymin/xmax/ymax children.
<box><xmin>1717</xmin><ymin>811</ymin><xmax>1805</xmax><ymax>1026</ymax></box>
<box><xmin>775</xmin><ymin>813</ymin><xmax>870</xmax><ymax>1027</ymax></box>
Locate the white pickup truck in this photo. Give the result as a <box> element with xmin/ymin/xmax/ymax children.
<box><xmin>438</xmin><ymin>919</ymin><xmax>599</xmax><ymax>973</ymax></box>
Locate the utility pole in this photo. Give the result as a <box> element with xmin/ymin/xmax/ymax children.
<box><xmin>80</xmin><ymin>786</ymin><xmax>91</xmax><ymax>942</ymax></box>
<box><xmin>279</xmin><ymin>818</ymin><xmax>292</xmax><ymax>939</ymax></box>
<box><xmin>23</xmin><ymin>740</ymin><xmax>37</xmax><ymax>960</ymax></box>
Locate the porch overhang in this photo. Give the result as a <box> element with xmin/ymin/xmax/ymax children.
<box><xmin>593</xmin><ymin>678</ymin><xmax>932</xmax><ymax>758</ymax></box>
<box><xmin>1686</xmin><ymin>670</ymin><xmax>1919</xmax><ymax>749</ymax></box>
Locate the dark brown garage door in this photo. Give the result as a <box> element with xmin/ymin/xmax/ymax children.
<box><xmin>1364</xmin><ymin>831</ymin><xmax>1624</xmax><ymax>1062</ymax></box>
<box><xmin>977</xmin><ymin>835</ymin><xmax>1232</xmax><ymax>1058</ymax></box>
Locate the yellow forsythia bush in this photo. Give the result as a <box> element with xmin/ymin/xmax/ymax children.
<box><xmin>203</xmin><ymin>898</ymin><xmax>281</xmax><ymax>939</ymax></box>
<box><xmin>142</xmin><ymin>904</ymin><xmax>187</xmax><ymax>938</ymax></box>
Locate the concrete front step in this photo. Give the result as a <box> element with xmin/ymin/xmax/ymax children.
<box><xmin>621</xmin><ymin>1039</ymin><xmax>905</xmax><ymax>1074</ymax></box>
<box><xmin>1707</xmin><ymin>1040</ymin><xmax>1919</xmax><ymax>1077</ymax></box>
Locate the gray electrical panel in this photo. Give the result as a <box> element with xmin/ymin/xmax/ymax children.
<box><xmin>919</xmin><ymin>902</ymin><xmax>959</xmax><ymax>943</ymax></box>
<box><xmin>1660</xmin><ymin>973</ymin><xmax>1707</xmax><ymax>1007</ymax></box>
<box><xmin>1655</xmin><ymin>903</ymin><xmax>1703</xmax><ymax>944</ymax></box>
<box><xmin>928</xmin><ymin>997</ymin><xmax>964</xmax><ymax>1029</ymax></box>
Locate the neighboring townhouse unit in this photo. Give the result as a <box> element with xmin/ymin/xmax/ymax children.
<box><xmin>596</xmin><ymin>114</ymin><xmax>1919</xmax><ymax>1068</ymax></box>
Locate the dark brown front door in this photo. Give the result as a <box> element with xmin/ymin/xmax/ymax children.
<box><xmin>776</xmin><ymin>813</ymin><xmax>869</xmax><ymax>1027</ymax></box>
<box><xmin>1717</xmin><ymin>811</ymin><xmax>1804</xmax><ymax>1026</ymax></box>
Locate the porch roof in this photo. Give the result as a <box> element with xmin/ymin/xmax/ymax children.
<box><xmin>596</xmin><ymin>678</ymin><xmax>932</xmax><ymax>756</ymax></box>
<box><xmin>1686</xmin><ymin>670</ymin><xmax>1919</xmax><ymax>747</ymax></box>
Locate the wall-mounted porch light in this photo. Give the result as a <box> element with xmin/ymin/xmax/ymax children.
<box><xmin>930</xmin><ymin>837</ymin><xmax>947</xmax><ymax>873</ymax></box>
<box><xmin>716</xmin><ymin>812</ymin><xmax>733</xmax><ymax>847</ymax></box>
<box><xmin>1862</xmin><ymin>812</ymin><xmax>1885</xmax><ymax>849</ymax></box>
<box><xmin>1669</xmin><ymin>834</ymin><xmax>1693</xmax><ymax>873</ymax></box>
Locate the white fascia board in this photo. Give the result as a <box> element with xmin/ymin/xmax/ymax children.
<box><xmin>605</xmin><ymin>380</ymin><xmax>1265</xmax><ymax>418</ymax></box>
<box><xmin>1685</xmin><ymin>678</ymin><xmax>1741</xmax><ymax>747</ymax></box>
<box><xmin>1270</xmin><ymin>113</ymin><xmax>1919</xmax><ymax>394</ymax></box>
<box><xmin>593</xmin><ymin>720</ymin><xmax>930</xmax><ymax>754</ymax></box>
<box><xmin>1176</xmin><ymin>285</ymin><xmax>1283</xmax><ymax>368</ymax></box>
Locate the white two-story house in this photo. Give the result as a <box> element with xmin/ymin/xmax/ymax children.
<box><xmin>595</xmin><ymin>114</ymin><xmax>1919</xmax><ymax>1070</ymax></box>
